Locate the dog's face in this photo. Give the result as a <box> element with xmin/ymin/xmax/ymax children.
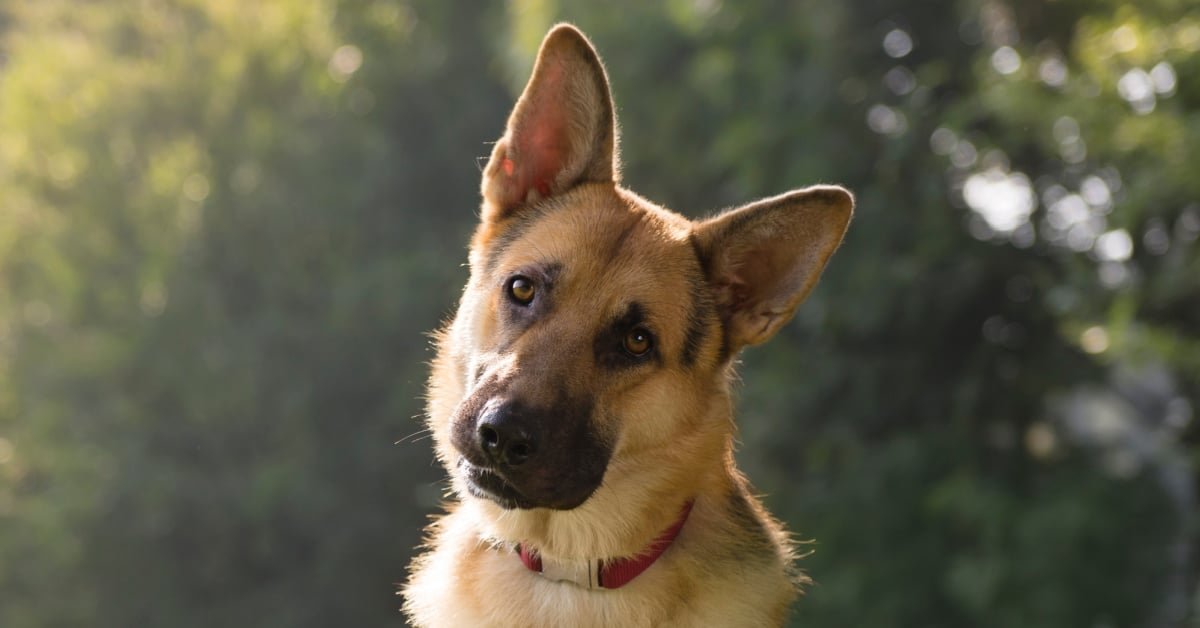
<box><xmin>430</xmin><ymin>26</ymin><xmax>852</xmax><ymax>517</ymax></box>
<box><xmin>448</xmin><ymin>186</ymin><xmax>710</xmax><ymax>510</ymax></box>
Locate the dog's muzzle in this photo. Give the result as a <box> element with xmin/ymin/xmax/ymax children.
<box><xmin>450</xmin><ymin>396</ymin><xmax>613</xmax><ymax>511</ymax></box>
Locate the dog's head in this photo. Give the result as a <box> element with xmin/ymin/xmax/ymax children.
<box><xmin>428</xmin><ymin>25</ymin><xmax>851</xmax><ymax>550</ymax></box>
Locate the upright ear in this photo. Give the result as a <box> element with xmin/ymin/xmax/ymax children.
<box><xmin>694</xmin><ymin>186</ymin><xmax>854</xmax><ymax>351</ymax></box>
<box><xmin>481</xmin><ymin>24</ymin><xmax>618</xmax><ymax>222</ymax></box>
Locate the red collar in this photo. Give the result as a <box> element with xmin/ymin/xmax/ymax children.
<box><xmin>517</xmin><ymin>501</ymin><xmax>694</xmax><ymax>590</ymax></box>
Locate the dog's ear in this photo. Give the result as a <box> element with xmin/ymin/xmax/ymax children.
<box><xmin>695</xmin><ymin>186</ymin><xmax>853</xmax><ymax>350</ymax></box>
<box><xmin>481</xmin><ymin>24</ymin><xmax>617</xmax><ymax>222</ymax></box>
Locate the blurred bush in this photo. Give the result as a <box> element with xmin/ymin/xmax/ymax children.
<box><xmin>0</xmin><ymin>0</ymin><xmax>1195</xmax><ymax>626</ymax></box>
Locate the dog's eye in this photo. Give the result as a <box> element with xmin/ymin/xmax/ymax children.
<box><xmin>508</xmin><ymin>276</ymin><xmax>536</xmax><ymax>305</ymax></box>
<box><xmin>623</xmin><ymin>328</ymin><xmax>653</xmax><ymax>357</ymax></box>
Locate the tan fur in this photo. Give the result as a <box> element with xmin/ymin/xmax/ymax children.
<box><xmin>403</xmin><ymin>24</ymin><xmax>852</xmax><ymax>627</ymax></box>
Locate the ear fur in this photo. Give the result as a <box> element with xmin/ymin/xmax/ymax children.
<box><xmin>480</xmin><ymin>24</ymin><xmax>618</xmax><ymax>222</ymax></box>
<box><xmin>695</xmin><ymin>185</ymin><xmax>853</xmax><ymax>351</ymax></box>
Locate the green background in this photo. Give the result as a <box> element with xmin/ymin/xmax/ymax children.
<box><xmin>1</xmin><ymin>0</ymin><xmax>1197</xmax><ymax>626</ymax></box>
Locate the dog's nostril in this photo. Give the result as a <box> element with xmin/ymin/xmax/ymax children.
<box><xmin>507</xmin><ymin>440</ymin><xmax>532</xmax><ymax>465</ymax></box>
<box><xmin>479</xmin><ymin>425</ymin><xmax>500</xmax><ymax>451</ymax></box>
<box><xmin>477</xmin><ymin>404</ymin><xmax>538</xmax><ymax>468</ymax></box>
<box><xmin>477</xmin><ymin>418</ymin><xmax>535</xmax><ymax>467</ymax></box>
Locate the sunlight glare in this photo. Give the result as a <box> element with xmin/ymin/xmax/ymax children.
<box><xmin>963</xmin><ymin>168</ymin><xmax>1034</xmax><ymax>233</ymax></box>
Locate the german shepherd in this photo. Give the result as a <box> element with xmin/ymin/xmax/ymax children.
<box><xmin>403</xmin><ymin>24</ymin><xmax>853</xmax><ymax>628</ymax></box>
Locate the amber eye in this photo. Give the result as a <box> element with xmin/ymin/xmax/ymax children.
<box><xmin>508</xmin><ymin>276</ymin><xmax>536</xmax><ymax>305</ymax></box>
<box><xmin>623</xmin><ymin>328</ymin><xmax>653</xmax><ymax>357</ymax></box>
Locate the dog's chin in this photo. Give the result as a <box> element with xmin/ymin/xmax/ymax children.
<box><xmin>458</xmin><ymin>460</ymin><xmax>595</xmax><ymax>511</ymax></box>
<box><xmin>462</xmin><ymin>464</ymin><xmax>539</xmax><ymax>510</ymax></box>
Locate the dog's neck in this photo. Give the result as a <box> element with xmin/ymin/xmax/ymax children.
<box><xmin>513</xmin><ymin>500</ymin><xmax>694</xmax><ymax>589</ymax></box>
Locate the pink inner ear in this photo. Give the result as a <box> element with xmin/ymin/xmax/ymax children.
<box><xmin>519</xmin><ymin>103</ymin><xmax>569</xmax><ymax>199</ymax></box>
<box><xmin>504</xmin><ymin>59</ymin><xmax>575</xmax><ymax>204</ymax></box>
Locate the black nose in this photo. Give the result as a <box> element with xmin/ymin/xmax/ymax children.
<box><xmin>477</xmin><ymin>404</ymin><xmax>537</xmax><ymax>468</ymax></box>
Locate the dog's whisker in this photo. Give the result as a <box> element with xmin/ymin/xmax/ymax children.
<box><xmin>395</xmin><ymin>427</ymin><xmax>434</xmax><ymax>445</ymax></box>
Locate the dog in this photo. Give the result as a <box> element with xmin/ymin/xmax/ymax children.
<box><xmin>402</xmin><ymin>24</ymin><xmax>853</xmax><ymax>628</ymax></box>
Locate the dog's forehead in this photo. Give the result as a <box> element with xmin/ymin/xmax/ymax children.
<box><xmin>497</xmin><ymin>190</ymin><xmax>696</xmax><ymax>295</ymax></box>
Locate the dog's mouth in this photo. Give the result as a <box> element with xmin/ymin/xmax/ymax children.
<box><xmin>459</xmin><ymin>460</ymin><xmax>539</xmax><ymax>510</ymax></box>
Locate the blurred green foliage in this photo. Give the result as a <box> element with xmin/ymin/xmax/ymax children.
<box><xmin>0</xmin><ymin>1</ymin><xmax>1196</xmax><ymax>626</ymax></box>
